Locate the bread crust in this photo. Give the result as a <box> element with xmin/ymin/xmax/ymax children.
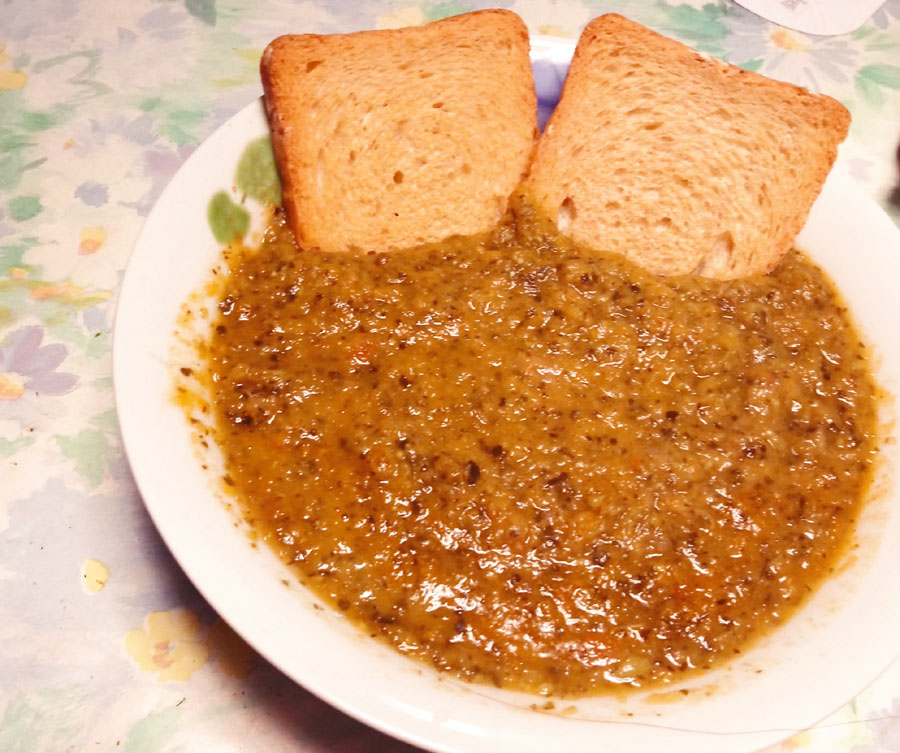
<box><xmin>524</xmin><ymin>14</ymin><xmax>850</xmax><ymax>278</ymax></box>
<box><xmin>261</xmin><ymin>10</ymin><xmax>538</xmax><ymax>253</ymax></box>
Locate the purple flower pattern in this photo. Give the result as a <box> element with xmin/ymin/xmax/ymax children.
<box><xmin>0</xmin><ymin>326</ymin><xmax>78</xmax><ymax>397</ymax></box>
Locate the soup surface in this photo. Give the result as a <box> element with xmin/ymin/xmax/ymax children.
<box><xmin>189</xmin><ymin>204</ymin><xmax>878</xmax><ymax>696</ymax></box>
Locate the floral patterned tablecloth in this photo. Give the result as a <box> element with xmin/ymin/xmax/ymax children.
<box><xmin>2</xmin><ymin>1</ymin><xmax>900</xmax><ymax>751</ymax></box>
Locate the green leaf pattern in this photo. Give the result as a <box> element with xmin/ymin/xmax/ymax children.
<box><xmin>207</xmin><ymin>191</ymin><xmax>250</xmax><ymax>243</ymax></box>
<box><xmin>235</xmin><ymin>136</ymin><xmax>282</xmax><ymax>206</ymax></box>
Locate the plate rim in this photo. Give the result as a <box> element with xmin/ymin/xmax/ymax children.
<box><xmin>113</xmin><ymin>34</ymin><xmax>900</xmax><ymax>753</ymax></box>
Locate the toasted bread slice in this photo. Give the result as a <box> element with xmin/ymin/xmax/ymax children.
<box><xmin>524</xmin><ymin>14</ymin><xmax>850</xmax><ymax>278</ymax></box>
<box><xmin>261</xmin><ymin>10</ymin><xmax>537</xmax><ymax>253</ymax></box>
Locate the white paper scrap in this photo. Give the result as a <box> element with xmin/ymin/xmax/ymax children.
<box><xmin>733</xmin><ymin>0</ymin><xmax>888</xmax><ymax>36</ymax></box>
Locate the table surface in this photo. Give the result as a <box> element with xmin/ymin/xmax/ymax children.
<box><xmin>3</xmin><ymin>1</ymin><xmax>900</xmax><ymax>751</ymax></box>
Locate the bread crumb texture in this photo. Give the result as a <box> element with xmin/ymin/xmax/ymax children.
<box><xmin>525</xmin><ymin>14</ymin><xmax>850</xmax><ymax>279</ymax></box>
<box><xmin>261</xmin><ymin>10</ymin><xmax>538</xmax><ymax>253</ymax></box>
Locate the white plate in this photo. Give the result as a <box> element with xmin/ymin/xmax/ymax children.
<box><xmin>114</xmin><ymin>36</ymin><xmax>900</xmax><ymax>753</ymax></box>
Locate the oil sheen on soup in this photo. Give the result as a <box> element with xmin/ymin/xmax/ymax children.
<box><xmin>188</xmin><ymin>205</ymin><xmax>879</xmax><ymax>696</ymax></box>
